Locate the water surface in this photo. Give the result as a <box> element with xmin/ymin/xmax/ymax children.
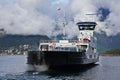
<box><xmin>0</xmin><ymin>55</ymin><xmax>120</xmax><ymax>80</ymax></box>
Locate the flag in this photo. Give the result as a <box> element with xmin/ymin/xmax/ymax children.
<box><xmin>57</xmin><ymin>7</ymin><xmax>61</xmax><ymax>11</ymax></box>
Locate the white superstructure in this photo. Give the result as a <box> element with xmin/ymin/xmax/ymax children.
<box><xmin>76</xmin><ymin>22</ymin><xmax>98</xmax><ymax>64</ymax></box>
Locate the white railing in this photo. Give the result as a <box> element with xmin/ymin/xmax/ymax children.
<box><xmin>40</xmin><ymin>40</ymin><xmax>90</xmax><ymax>44</ymax></box>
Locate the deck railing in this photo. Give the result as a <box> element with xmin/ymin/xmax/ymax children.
<box><xmin>40</xmin><ymin>40</ymin><xmax>89</xmax><ymax>44</ymax></box>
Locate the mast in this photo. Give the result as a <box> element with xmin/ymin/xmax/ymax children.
<box><xmin>63</xmin><ymin>8</ymin><xmax>67</xmax><ymax>40</ymax></box>
<box><xmin>57</xmin><ymin>7</ymin><xmax>67</xmax><ymax>40</ymax></box>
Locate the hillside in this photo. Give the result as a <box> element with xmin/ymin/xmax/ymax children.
<box><xmin>100</xmin><ymin>49</ymin><xmax>120</xmax><ymax>56</ymax></box>
<box><xmin>0</xmin><ymin>35</ymin><xmax>49</xmax><ymax>50</ymax></box>
<box><xmin>95</xmin><ymin>32</ymin><xmax>120</xmax><ymax>52</ymax></box>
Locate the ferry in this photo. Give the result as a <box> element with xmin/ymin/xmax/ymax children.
<box><xmin>27</xmin><ymin>21</ymin><xmax>99</xmax><ymax>69</ymax></box>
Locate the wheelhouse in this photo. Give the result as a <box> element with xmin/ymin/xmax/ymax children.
<box><xmin>77</xmin><ymin>22</ymin><xmax>97</xmax><ymax>30</ymax></box>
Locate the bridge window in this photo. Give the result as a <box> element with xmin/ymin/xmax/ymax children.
<box><xmin>78</xmin><ymin>25</ymin><xmax>95</xmax><ymax>30</ymax></box>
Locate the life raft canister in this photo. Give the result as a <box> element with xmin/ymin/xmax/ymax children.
<box><xmin>83</xmin><ymin>38</ymin><xmax>90</xmax><ymax>42</ymax></box>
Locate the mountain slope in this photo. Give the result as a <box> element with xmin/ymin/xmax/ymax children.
<box><xmin>96</xmin><ymin>32</ymin><xmax>120</xmax><ymax>52</ymax></box>
<box><xmin>0</xmin><ymin>35</ymin><xmax>49</xmax><ymax>49</ymax></box>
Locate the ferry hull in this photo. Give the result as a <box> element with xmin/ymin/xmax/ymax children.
<box><xmin>27</xmin><ymin>51</ymin><xmax>98</xmax><ymax>66</ymax></box>
<box><xmin>43</xmin><ymin>51</ymin><xmax>85</xmax><ymax>65</ymax></box>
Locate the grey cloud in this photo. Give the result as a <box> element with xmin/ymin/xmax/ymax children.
<box><xmin>0</xmin><ymin>0</ymin><xmax>120</xmax><ymax>38</ymax></box>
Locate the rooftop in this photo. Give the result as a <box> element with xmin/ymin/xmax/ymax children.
<box><xmin>76</xmin><ymin>22</ymin><xmax>97</xmax><ymax>25</ymax></box>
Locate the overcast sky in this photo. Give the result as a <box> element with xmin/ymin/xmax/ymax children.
<box><xmin>0</xmin><ymin>0</ymin><xmax>120</xmax><ymax>38</ymax></box>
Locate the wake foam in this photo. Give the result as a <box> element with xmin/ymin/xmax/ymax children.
<box><xmin>27</xmin><ymin>64</ymin><xmax>48</xmax><ymax>72</ymax></box>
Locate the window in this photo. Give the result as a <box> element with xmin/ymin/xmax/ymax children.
<box><xmin>89</xmin><ymin>55</ymin><xmax>92</xmax><ymax>58</ymax></box>
<box><xmin>77</xmin><ymin>45</ymin><xmax>87</xmax><ymax>52</ymax></box>
<box><xmin>81</xmin><ymin>45</ymin><xmax>87</xmax><ymax>50</ymax></box>
<box><xmin>40</xmin><ymin>45</ymin><xmax>48</xmax><ymax>51</ymax></box>
<box><xmin>78</xmin><ymin>25</ymin><xmax>95</xmax><ymax>30</ymax></box>
<box><xmin>65</xmin><ymin>48</ymin><xmax>69</xmax><ymax>51</ymax></box>
<box><xmin>70</xmin><ymin>47</ymin><xmax>76</xmax><ymax>52</ymax></box>
<box><xmin>54</xmin><ymin>47</ymin><xmax>76</xmax><ymax>51</ymax></box>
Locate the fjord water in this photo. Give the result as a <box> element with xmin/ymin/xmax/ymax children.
<box><xmin>0</xmin><ymin>55</ymin><xmax>120</xmax><ymax>80</ymax></box>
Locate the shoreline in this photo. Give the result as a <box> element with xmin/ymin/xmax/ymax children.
<box><xmin>100</xmin><ymin>49</ymin><xmax>120</xmax><ymax>56</ymax></box>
